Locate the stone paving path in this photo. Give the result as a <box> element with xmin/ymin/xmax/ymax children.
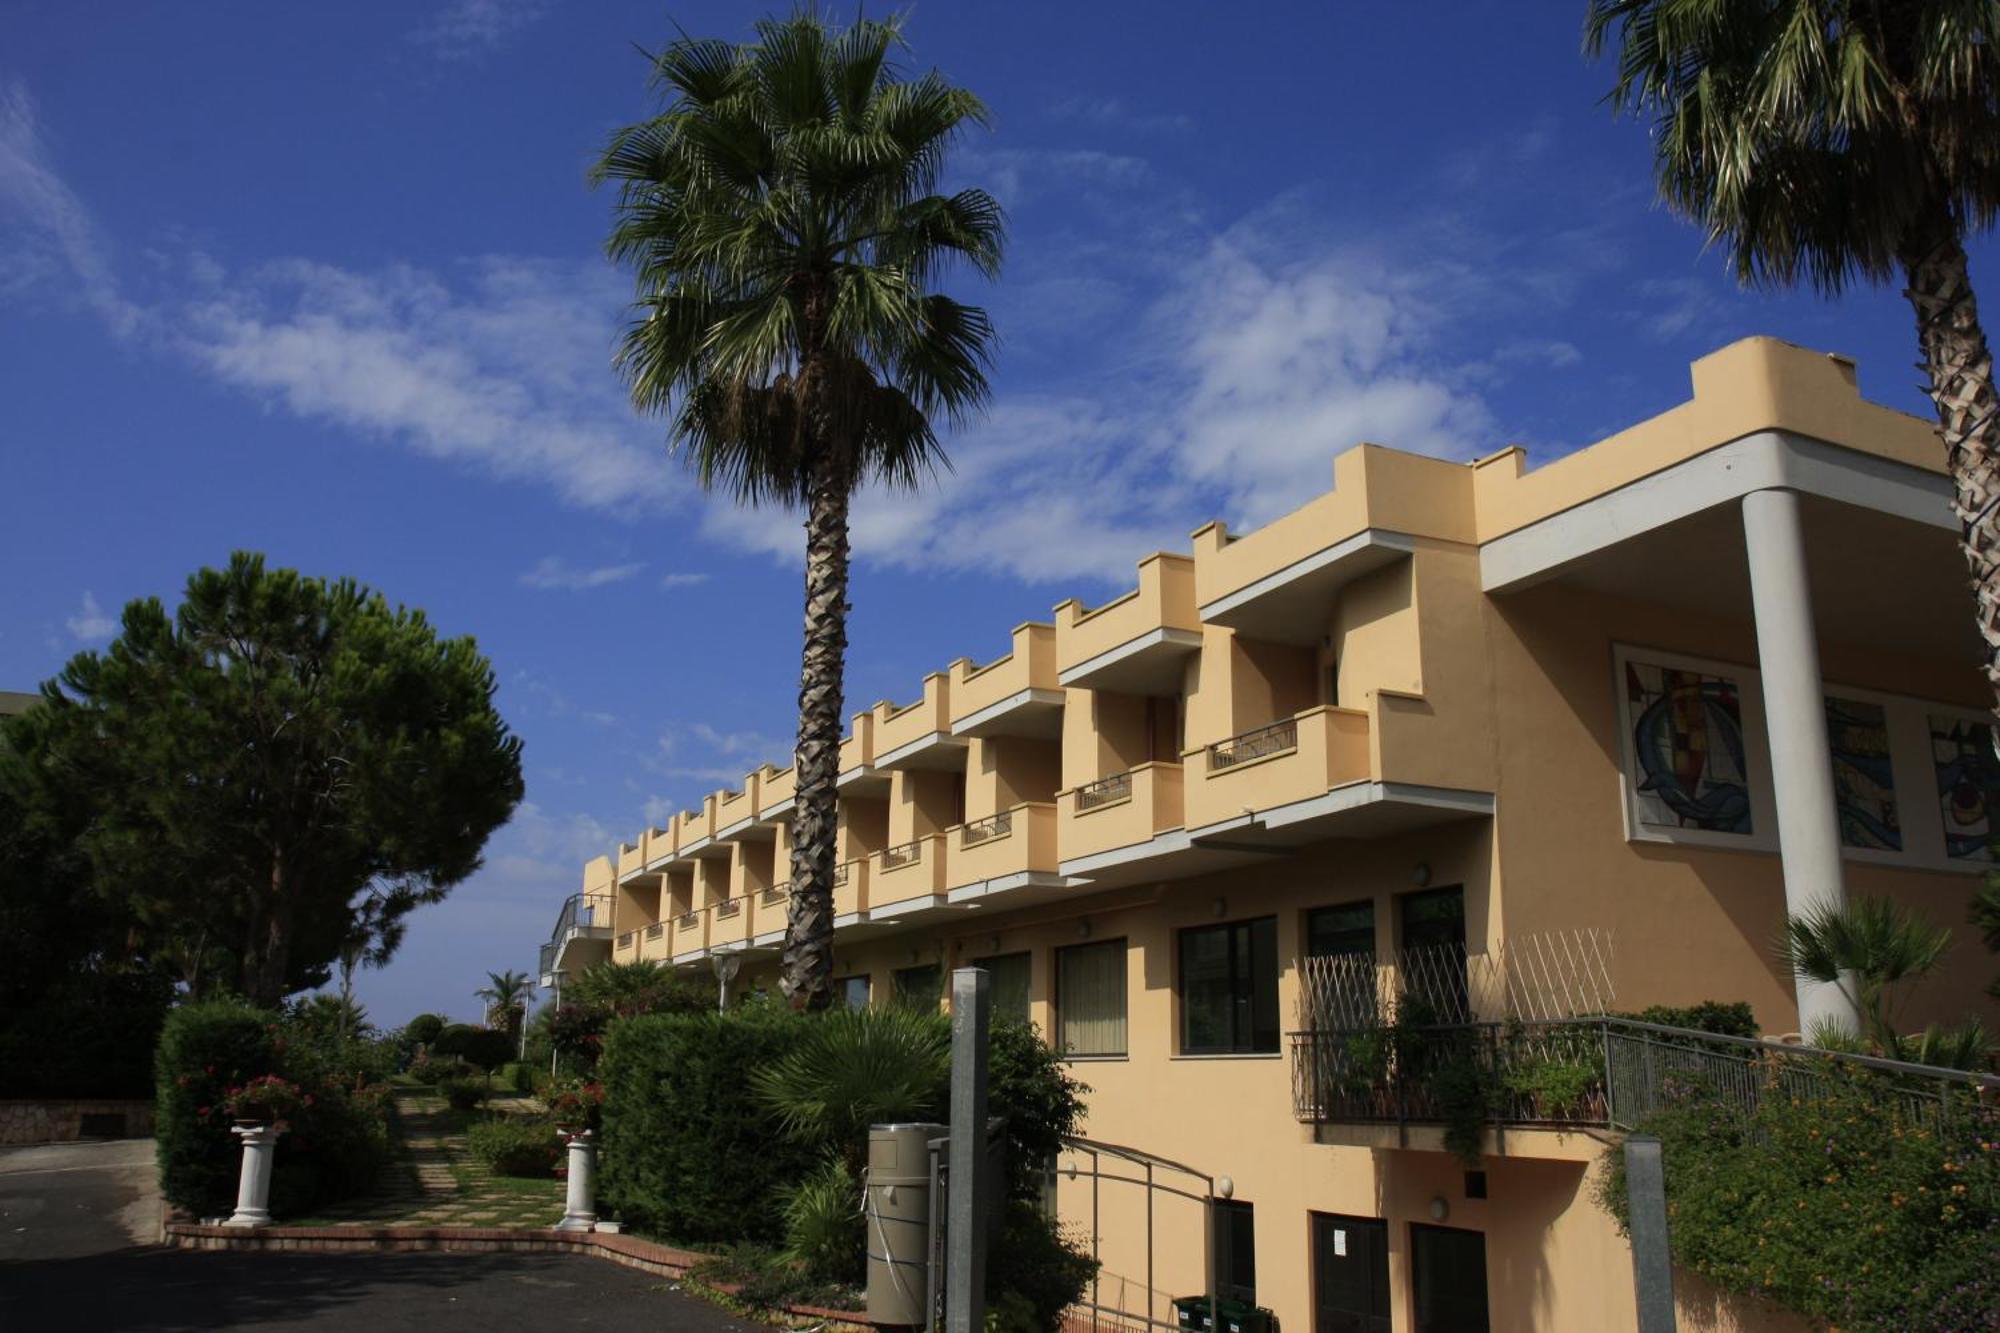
<box><xmin>304</xmin><ymin>1086</ymin><xmax>564</xmax><ymax>1229</ymax></box>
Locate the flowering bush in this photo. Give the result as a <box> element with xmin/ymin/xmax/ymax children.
<box><xmin>546</xmin><ymin>1078</ymin><xmax>604</xmax><ymax>1131</ymax></box>
<box><xmin>223</xmin><ymin>1074</ymin><xmax>307</xmax><ymax>1125</ymax></box>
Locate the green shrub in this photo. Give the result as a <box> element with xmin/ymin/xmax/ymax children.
<box><xmin>686</xmin><ymin>1243</ymin><xmax>862</xmax><ymax>1313</ymax></box>
<box><xmin>466</xmin><ymin>1115</ymin><xmax>560</xmax><ymax>1177</ymax></box>
<box><xmin>752</xmin><ymin>1005</ymin><xmax>951</xmax><ymax>1172</ymax></box>
<box><xmin>439</xmin><ymin>1076</ymin><xmax>488</xmax><ymax>1111</ymax></box>
<box><xmin>987</xmin><ymin>1020</ymin><xmax>1088</xmax><ymax>1201</ymax></box>
<box><xmin>405</xmin><ymin>1013</ymin><xmax>445</xmax><ymax>1046</ymax></box>
<box><xmin>598</xmin><ymin>1001</ymin><xmax>821</xmax><ymax>1245</ymax></box>
<box><xmin>432</xmin><ymin>1023</ymin><xmax>513</xmax><ymax>1071</ymax></box>
<box><xmin>0</xmin><ymin>967</ymin><xmax>174</xmax><ymax>1098</ymax></box>
<box><xmin>781</xmin><ymin>1158</ymin><xmax>863</xmax><ymax>1284</ymax></box>
<box><xmin>1622</xmin><ymin>1001</ymin><xmax>1758</xmax><ymax>1039</ymax></box>
<box><xmin>154</xmin><ymin>999</ymin><xmax>391</xmax><ymax>1219</ymax></box>
<box><xmin>498</xmin><ymin>1061</ymin><xmax>535</xmax><ymax>1094</ymax></box>
<box><xmin>985</xmin><ymin>1201</ymin><xmax>1097</xmax><ymax>1333</ymax></box>
<box><xmin>1598</xmin><ymin>1064</ymin><xmax>1998</xmax><ymax>1331</ymax></box>
<box><xmin>409</xmin><ymin>1052</ymin><xmax>475</xmax><ymax>1085</ymax></box>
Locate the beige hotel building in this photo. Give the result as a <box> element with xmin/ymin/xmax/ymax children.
<box><xmin>537</xmin><ymin>337</ymin><xmax>1999</xmax><ymax>1333</ymax></box>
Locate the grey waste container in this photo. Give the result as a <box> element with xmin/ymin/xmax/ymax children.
<box><xmin>866</xmin><ymin>1122</ymin><xmax>941</xmax><ymax>1327</ymax></box>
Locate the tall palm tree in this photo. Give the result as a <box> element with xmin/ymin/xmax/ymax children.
<box><xmin>594</xmin><ymin>12</ymin><xmax>1003</xmax><ymax>1008</ymax></box>
<box><xmin>1587</xmin><ymin>2</ymin><xmax>2000</xmax><ymax>715</ymax></box>
<box><xmin>476</xmin><ymin>968</ymin><xmax>533</xmax><ymax>1037</ymax></box>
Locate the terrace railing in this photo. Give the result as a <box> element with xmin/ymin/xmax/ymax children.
<box><xmin>881</xmin><ymin>838</ymin><xmax>926</xmax><ymax>870</ymax></box>
<box><xmin>960</xmin><ymin>810</ymin><xmax>1014</xmax><ymax>846</ymax></box>
<box><xmin>1207</xmin><ymin>718</ymin><xmax>1298</xmax><ymax>771</ymax></box>
<box><xmin>537</xmin><ymin>891</ymin><xmax>614</xmax><ymax>979</ymax></box>
<box><xmin>1076</xmin><ymin>771</ymin><xmax>1133</xmax><ymax>812</ymax></box>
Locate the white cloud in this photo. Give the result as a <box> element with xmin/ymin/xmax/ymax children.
<box><xmin>1047</xmin><ymin>96</ymin><xmax>1192</xmax><ymax>135</ymax></box>
<box><xmin>65</xmin><ymin>591</ymin><xmax>116</xmax><ymax>643</ymax></box>
<box><xmin>519</xmin><ymin>556</ymin><xmax>645</xmax><ymax>590</ymax></box>
<box><xmin>658</xmin><ymin>571</ymin><xmax>710</xmax><ymax>590</ymax></box>
<box><xmin>0</xmin><ymin>83</ymin><xmax>140</xmax><ymax>335</ymax></box>
<box><xmin>410</xmin><ymin>0</ymin><xmax>544</xmax><ymax>59</ymax></box>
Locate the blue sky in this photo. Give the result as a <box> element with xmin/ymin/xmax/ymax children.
<box><xmin>4</xmin><ymin>1</ymin><xmax>1990</xmax><ymax>1025</ymax></box>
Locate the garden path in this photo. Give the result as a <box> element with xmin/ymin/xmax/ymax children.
<box><xmin>303</xmin><ymin>1086</ymin><xmax>562</xmax><ymax>1229</ymax></box>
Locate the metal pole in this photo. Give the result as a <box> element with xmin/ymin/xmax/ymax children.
<box><xmin>1145</xmin><ymin>1159</ymin><xmax>1154</xmax><ymax>1328</ymax></box>
<box><xmin>946</xmin><ymin>967</ymin><xmax>991</xmax><ymax>1333</ymax></box>
<box><xmin>1625</xmin><ymin>1134</ymin><xmax>1677</xmax><ymax>1333</ymax></box>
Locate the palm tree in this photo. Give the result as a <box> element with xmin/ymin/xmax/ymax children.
<box><xmin>1776</xmin><ymin>896</ymin><xmax>1990</xmax><ymax>1066</ymax></box>
<box><xmin>594</xmin><ymin>12</ymin><xmax>1003</xmax><ymax>1008</ymax></box>
<box><xmin>1587</xmin><ymin>2</ymin><xmax>2000</xmax><ymax>716</ymax></box>
<box><xmin>750</xmin><ymin>1005</ymin><xmax>951</xmax><ymax>1176</ymax></box>
<box><xmin>476</xmin><ymin>968</ymin><xmax>533</xmax><ymax>1039</ymax></box>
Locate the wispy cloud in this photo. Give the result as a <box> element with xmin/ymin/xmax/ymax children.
<box><xmin>1047</xmin><ymin>95</ymin><xmax>1192</xmax><ymax>135</ymax></box>
<box><xmin>0</xmin><ymin>83</ymin><xmax>140</xmax><ymax>334</ymax></box>
<box><xmin>658</xmin><ymin>571</ymin><xmax>709</xmax><ymax>590</ymax></box>
<box><xmin>410</xmin><ymin>0</ymin><xmax>545</xmax><ymax>60</ymax></box>
<box><xmin>65</xmin><ymin>591</ymin><xmax>116</xmax><ymax>643</ymax></box>
<box><xmin>519</xmin><ymin>556</ymin><xmax>646</xmax><ymax>590</ymax></box>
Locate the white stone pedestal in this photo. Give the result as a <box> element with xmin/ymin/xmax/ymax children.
<box><xmin>224</xmin><ymin>1121</ymin><xmax>284</xmax><ymax>1228</ymax></box>
<box><xmin>555</xmin><ymin>1129</ymin><xmax>597</xmax><ymax>1232</ymax></box>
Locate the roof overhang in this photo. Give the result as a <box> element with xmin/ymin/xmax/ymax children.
<box><xmin>875</xmin><ymin>731</ymin><xmax>972</xmax><ymax>772</ymax></box>
<box><xmin>1058</xmin><ymin>628</ymin><xmax>1202</xmax><ymax>694</ymax></box>
<box><xmin>952</xmin><ymin>688</ymin><xmax>1067</xmax><ymax>740</ymax></box>
<box><xmin>1200</xmin><ymin>529</ymin><xmax>1417</xmax><ymax>645</ymax></box>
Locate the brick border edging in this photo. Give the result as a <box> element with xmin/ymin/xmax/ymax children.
<box><xmin>162</xmin><ymin>1222</ymin><xmax>888</xmax><ymax>1327</ymax></box>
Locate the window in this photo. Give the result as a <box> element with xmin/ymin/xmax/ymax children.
<box><xmin>834</xmin><ymin>975</ymin><xmax>870</xmax><ymax>1010</ymax></box>
<box><xmin>1180</xmin><ymin>917</ymin><xmax>1279</xmax><ymax>1054</ymax></box>
<box><xmin>975</xmin><ymin>952</ymin><xmax>1032</xmax><ymax>1025</ymax></box>
<box><xmin>1057</xmin><ymin>939</ymin><xmax>1126</xmax><ymax>1056</ymax></box>
<box><xmin>1213</xmin><ymin>1200</ymin><xmax>1256</xmax><ymax>1304</ymax></box>
<box><xmin>1399</xmin><ymin>888</ymin><xmax>1467</xmax><ymax>1025</ymax></box>
<box><xmin>894</xmin><ymin>964</ymin><xmax>942</xmax><ymax>1012</ymax></box>
<box><xmin>1304</xmin><ymin>900</ymin><xmax>1378</xmax><ymax>1029</ymax></box>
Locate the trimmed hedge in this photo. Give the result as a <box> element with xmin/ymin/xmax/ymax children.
<box><xmin>467</xmin><ymin>1114</ymin><xmax>560</xmax><ymax>1177</ymax></box>
<box><xmin>432</xmin><ymin>1023</ymin><xmax>514</xmax><ymax>1071</ymax></box>
<box><xmin>154</xmin><ymin>999</ymin><xmax>392</xmax><ymax>1219</ymax></box>
<box><xmin>598</xmin><ymin>1002</ymin><xmax>821</xmax><ymax>1245</ymax></box>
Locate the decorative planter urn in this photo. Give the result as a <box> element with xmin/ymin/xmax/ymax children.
<box><xmin>224</xmin><ymin>1120</ymin><xmax>284</xmax><ymax>1228</ymax></box>
<box><xmin>554</xmin><ymin>1128</ymin><xmax>597</xmax><ymax>1232</ymax></box>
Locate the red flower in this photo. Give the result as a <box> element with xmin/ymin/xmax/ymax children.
<box><xmin>197</xmin><ymin>1106</ymin><xmax>211</xmax><ymax>1118</ymax></box>
<box><xmin>204</xmin><ymin>1065</ymin><xmax>215</xmax><ymax>1075</ymax></box>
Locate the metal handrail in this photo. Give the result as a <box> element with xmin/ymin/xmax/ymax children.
<box><xmin>960</xmin><ymin>810</ymin><xmax>1014</xmax><ymax>845</ymax></box>
<box><xmin>880</xmin><ymin>838</ymin><xmax>926</xmax><ymax>869</ymax></box>
<box><xmin>616</xmin><ymin>931</ymin><xmax>634</xmax><ymax>949</ymax></box>
<box><xmin>1289</xmin><ymin>1014</ymin><xmax>1999</xmax><ymax>1136</ymax></box>
<box><xmin>1076</xmin><ymin>771</ymin><xmax>1133</xmax><ymax>811</ymax></box>
<box><xmin>717</xmin><ymin>898</ymin><xmax>742</xmax><ymax>918</ymax></box>
<box><xmin>644</xmin><ymin>923</ymin><xmax>664</xmax><ymax>940</ymax></box>
<box><xmin>1208</xmin><ymin>717</ymin><xmax>1298</xmax><ymax>770</ymax></box>
<box><xmin>833</xmin><ymin>862</ymin><xmax>850</xmax><ymax>886</ymax></box>
<box><xmin>760</xmin><ymin>885</ymin><xmax>788</xmax><ymax>906</ymax></box>
<box><xmin>676</xmin><ymin>910</ymin><xmax>700</xmax><ymax>930</ymax></box>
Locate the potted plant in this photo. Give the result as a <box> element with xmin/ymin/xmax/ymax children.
<box><xmin>224</xmin><ymin>1074</ymin><xmax>307</xmax><ymax>1129</ymax></box>
<box><xmin>546</xmin><ymin>1079</ymin><xmax>604</xmax><ymax>1136</ymax></box>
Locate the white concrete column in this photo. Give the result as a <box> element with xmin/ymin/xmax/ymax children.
<box><xmin>555</xmin><ymin>1129</ymin><xmax>598</xmax><ymax>1231</ymax></box>
<box><xmin>1742</xmin><ymin>488</ymin><xmax>1860</xmax><ymax>1037</ymax></box>
<box><xmin>224</xmin><ymin>1123</ymin><xmax>283</xmax><ymax>1228</ymax></box>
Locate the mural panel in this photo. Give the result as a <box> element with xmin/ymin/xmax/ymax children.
<box><xmin>1826</xmin><ymin>697</ymin><xmax>1899</xmax><ymax>851</ymax></box>
<box><xmin>1625</xmin><ymin>660</ymin><xmax>1753</xmax><ymax>835</ymax></box>
<box><xmin>1930</xmin><ymin>715</ymin><xmax>2000</xmax><ymax>861</ymax></box>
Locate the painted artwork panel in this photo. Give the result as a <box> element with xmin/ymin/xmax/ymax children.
<box><xmin>1826</xmin><ymin>697</ymin><xmax>1899</xmax><ymax>851</ymax></box>
<box><xmin>1625</xmin><ymin>660</ymin><xmax>1753</xmax><ymax>835</ymax></box>
<box><xmin>1930</xmin><ymin>715</ymin><xmax>2000</xmax><ymax>861</ymax></box>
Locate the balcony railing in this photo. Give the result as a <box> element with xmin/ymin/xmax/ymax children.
<box><xmin>677</xmin><ymin>911</ymin><xmax>700</xmax><ymax>930</ymax></box>
<box><xmin>645</xmin><ymin>923</ymin><xmax>664</xmax><ymax>940</ymax></box>
<box><xmin>1207</xmin><ymin>718</ymin><xmax>1298</xmax><ymax>771</ymax></box>
<box><xmin>833</xmin><ymin>862</ymin><xmax>849</xmax><ymax>886</ymax></box>
<box><xmin>960</xmin><ymin>810</ymin><xmax>1014</xmax><ymax>845</ymax></box>
<box><xmin>880</xmin><ymin>838</ymin><xmax>926</xmax><ymax>870</ymax></box>
<box><xmin>717</xmin><ymin>898</ymin><xmax>742</xmax><ymax>919</ymax></box>
<box><xmin>1076</xmin><ymin>771</ymin><xmax>1132</xmax><ymax>811</ymax></box>
<box><xmin>1290</xmin><ymin>1015</ymin><xmax>2000</xmax><ymax>1139</ymax></box>
<box><xmin>538</xmin><ymin>892</ymin><xmax>614</xmax><ymax>979</ymax></box>
<box><xmin>761</xmin><ymin>885</ymin><xmax>788</xmax><ymax>907</ymax></box>
<box><xmin>616</xmin><ymin>931</ymin><xmax>635</xmax><ymax>950</ymax></box>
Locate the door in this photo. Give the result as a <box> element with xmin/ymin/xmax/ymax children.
<box><xmin>1410</xmin><ymin>1223</ymin><xmax>1489</xmax><ymax>1333</ymax></box>
<box><xmin>1398</xmin><ymin>886</ymin><xmax>1469</xmax><ymax>1024</ymax></box>
<box><xmin>1311</xmin><ymin>1213</ymin><xmax>1389</xmax><ymax>1333</ymax></box>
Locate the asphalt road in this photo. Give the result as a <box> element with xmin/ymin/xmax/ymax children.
<box><xmin>0</xmin><ymin>1140</ymin><xmax>770</xmax><ymax>1332</ymax></box>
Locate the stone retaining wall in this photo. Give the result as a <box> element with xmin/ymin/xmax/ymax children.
<box><xmin>0</xmin><ymin>1099</ymin><xmax>155</xmax><ymax>1146</ymax></box>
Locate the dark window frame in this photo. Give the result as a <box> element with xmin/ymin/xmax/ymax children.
<box><xmin>1055</xmin><ymin>937</ymin><xmax>1129</xmax><ymax>1058</ymax></box>
<box><xmin>973</xmin><ymin>951</ymin><xmax>1033</xmax><ymax>1025</ymax></box>
<box><xmin>1178</xmin><ymin>915</ymin><xmax>1280</xmax><ymax>1055</ymax></box>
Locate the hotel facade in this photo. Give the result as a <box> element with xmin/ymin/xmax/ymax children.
<box><xmin>538</xmin><ymin>338</ymin><xmax>1999</xmax><ymax>1332</ymax></box>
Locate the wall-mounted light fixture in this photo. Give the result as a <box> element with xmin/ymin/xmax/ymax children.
<box><xmin>1076</xmin><ymin>919</ymin><xmax>1092</xmax><ymax>939</ymax></box>
<box><xmin>1428</xmin><ymin>1196</ymin><xmax>1449</xmax><ymax>1221</ymax></box>
<box><xmin>1412</xmin><ymin>862</ymin><xmax>1433</xmax><ymax>888</ymax></box>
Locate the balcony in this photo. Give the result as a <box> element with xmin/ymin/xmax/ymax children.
<box><xmin>950</xmin><ymin>623</ymin><xmax>1063</xmax><ymax>740</ymax></box>
<box><xmin>758</xmin><ymin>764</ymin><xmax>797</xmax><ymax>822</ymax></box>
<box><xmin>710</xmin><ymin>895</ymin><xmax>750</xmax><ymax>950</ymax></box>
<box><xmin>1057</xmin><ymin>762</ymin><xmax>1184</xmax><ymax>866</ymax></box>
<box><xmin>676</xmin><ymin>797</ymin><xmax>719</xmax><ymax>857</ymax></box>
<box><xmin>837</xmin><ymin>712</ymin><xmax>888</xmax><ymax>795</ymax></box>
<box><xmin>637</xmin><ymin>920</ymin><xmax>669</xmax><ymax>962</ymax></box>
<box><xmin>715</xmin><ymin>776</ymin><xmax>760</xmax><ymax>839</ymax></box>
<box><xmin>869</xmin><ymin>834</ymin><xmax>947</xmax><ymax>916</ymax></box>
<box><xmin>833</xmin><ymin>858</ymin><xmax>870</xmax><ymax>922</ymax></box>
<box><xmin>537</xmin><ymin>891</ymin><xmax>615</xmax><ymax>985</ymax></box>
<box><xmin>874</xmin><ymin>674</ymin><xmax>967</xmax><ymax>771</ymax></box>
<box><xmin>671</xmin><ymin>905</ymin><xmax>708</xmax><ymax>960</ymax></box>
<box><xmin>1182</xmin><ymin>706</ymin><xmax>1372</xmax><ymax>831</ymax></box>
<box><xmin>615</xmin><ymin>930</ymin><xmax>636</xmax><ymax>954</ymax></box>
<box><xmin>1055</xmin><ymin>553</ymin><xmax>1200</xmax><ymax>694</ymax></box>
<box><xmin>946</xmin><ymin>803</ymin><xmax>1060</xmax><ymax>902</ymax></box>
<box><xmin>753</xmin><ymin>883</ymin><xmax>790</xmax><ymax>946</ymax></box>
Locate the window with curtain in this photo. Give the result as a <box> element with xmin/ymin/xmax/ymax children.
<box><xmin>1180</xmin><ymin>916</ymin><xmax>1279</xmax><ymax>1054</ymax></box>
<box><xmin>975</xmin><ymin>952</ymin><xmax>1032</xmax><ymax>1025</ymax></box>
<box><xmin>834</xmin><ymin>975</ymin><xmax>870</xmax><ymax>1010</ymax></box>
<box><xmin>1057</xmin><ymin>939</ymin><xmax>1126</xmax><ymax>1056</ymax></box>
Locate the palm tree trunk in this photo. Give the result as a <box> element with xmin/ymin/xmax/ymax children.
<box><xmin>1904</xmin><ymin>215</ymin><xmax>2000</xmax><ymax>719</ymax></box>
<box><xmin>783</xmin><ymin>441</ymin><xmax>851</xmax><ymax>1011</ymax></box>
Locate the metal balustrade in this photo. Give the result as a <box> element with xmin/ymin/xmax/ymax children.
<box><xmin>645</xmin><ymin>923</ymin><xmax>664</xmax><ymax>940</ymax></box>
<box><xmin>717</xmin><ymin>898</ymin><xmax>742</xmax><ymax>918</ymax></box>
<box><xmin>833</xmin><ymin>863</ymin><xmax>849</xmax><ymax>886</ymax></box>
<box><xmin>1076</xmin><ymin>771</ymin><xmax>1133</xmax><ymax>811</ymax></box>
<box><xmin>1207</xmin><ymin>717</ymin><xmax>1298</xmax><ymax>771</ymax></box>
<box><xmin>761</xmin><ymin>886</ymin><xmax>788</xmax><ymax>906</ymax></box>
<box><xmin>1289</xmin><ymin>1016</ymin><xmax>2000</xmax><ymax>1144</ymax></box>
<box><xmin>880</xmin><ymin>838</ymin><xmax>926</xmax><ymax>869</ymax></box>
<box><xmin>677</xmin><ymin>910</ymin><xmax>700</xmax><ymax>930</ymax></box>
<box><xmin>960</xmin><ymin>810</ymin><xmax>1014</xmax><ymax>845</ymax></box>
<box><xmin>616</xmin><ymin>932</ymin><xmax>634</xmax><ymax>949</ymax></box>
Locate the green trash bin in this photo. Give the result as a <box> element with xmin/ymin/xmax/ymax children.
<box><xmin>1171</xmin><ymin>1296</ymin><xmax>1276</xmax><ymax>1333</ymax></box>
